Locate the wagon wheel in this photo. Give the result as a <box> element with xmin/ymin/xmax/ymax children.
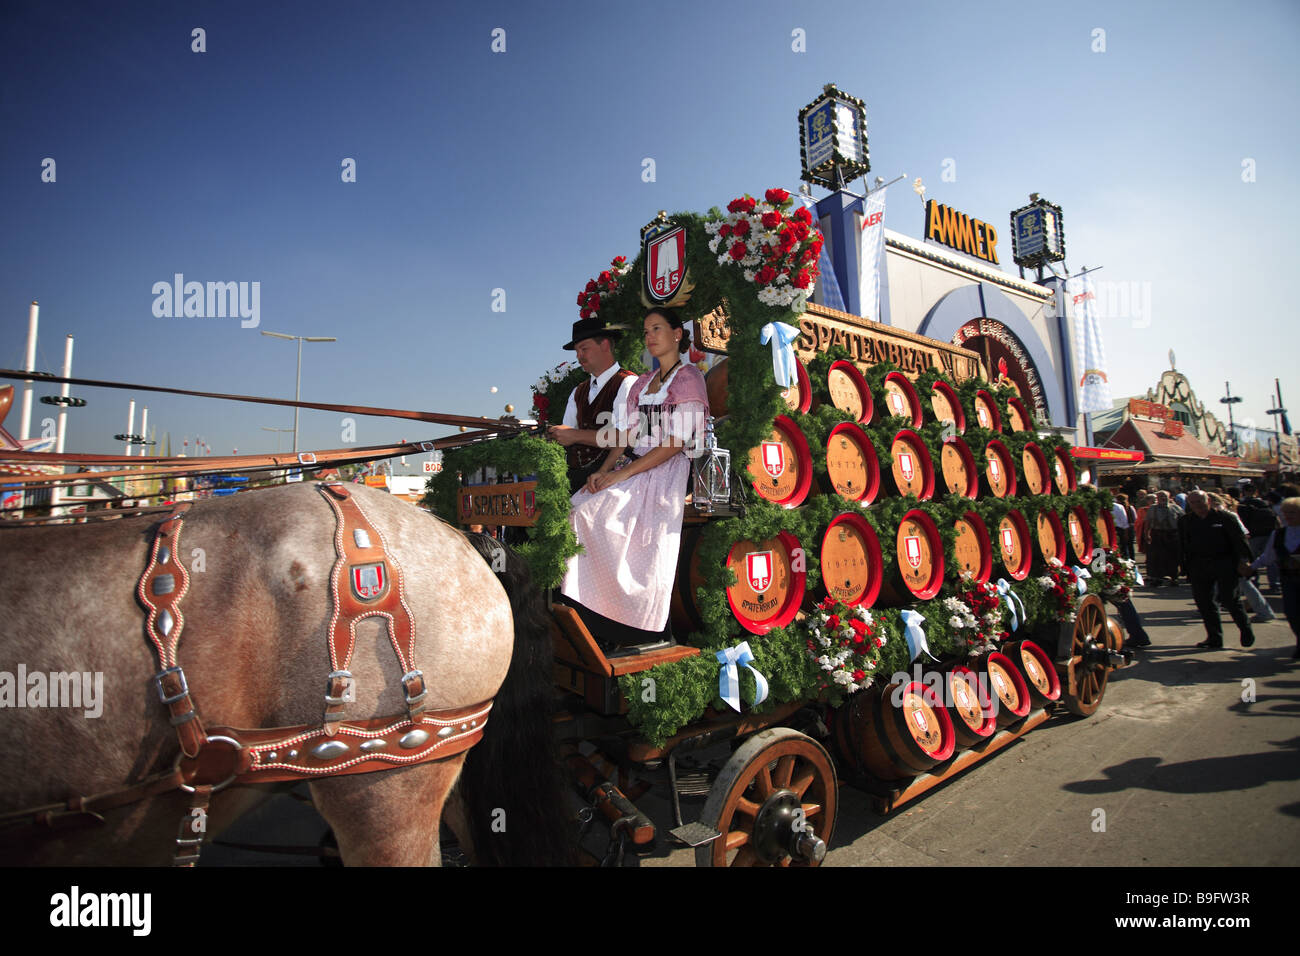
<box><xmin>695</xmin><ymin>727</ymin><xmax>837</xmax><ymax>867</ymax></box>
<box><xmin>1062</xmin><ymin>594</ymin><xmax>1119</xmax><ymax>717</ymax></box>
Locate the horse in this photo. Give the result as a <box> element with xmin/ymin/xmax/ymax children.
<box><xmin>0</xmin><ymin>482</ymin><xmax>573</xmax><ymax>866</ymax></box>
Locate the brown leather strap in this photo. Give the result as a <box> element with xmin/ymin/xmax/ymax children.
<box><xmin>136</xmin><ymin>502</ymin><xmax>206</xmax><ymax>757</ymax></box>
<box><xmin>316</xmin><ymin>483</ymin><xmax>425</xmax><ymax>732</ymax></box>
<box><xmin>174</xmin><ymin>786</ymin><xmax>212</xmax><ymax>866</ymax></box>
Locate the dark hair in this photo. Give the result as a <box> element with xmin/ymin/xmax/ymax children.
<box><xmin>644</xmin><ymin>307</ymin><xmax>690</xmax><ymax>354</ymax></box>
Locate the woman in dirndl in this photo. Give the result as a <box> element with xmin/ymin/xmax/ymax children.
<box><xmin>559</xmin><ymin>307</ymin><xmax>708</xmax><ymax>644</ymax></box>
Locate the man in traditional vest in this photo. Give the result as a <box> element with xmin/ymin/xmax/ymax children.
<box><xmin>547</xmin><ymin>317</ymin><xmax>636</xmax><ymax>495</ymax></box>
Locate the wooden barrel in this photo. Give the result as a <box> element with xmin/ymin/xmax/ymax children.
<box><xmin>1021</xmin><ymin>442</ymin><xmax>1050</xmax><ymax>495</ymax></box>
<box><xmin>939</xmin><ymin>435</ymin><xmax>978</xmax><ymax>498</ymax></box>
<box><xmin>889</xmin><ymin>429</ymin><xmax>936</xmax><ymax>501</ymax></box>
<box><xmin>704</xmin><ymin>356</ymin><xmax>811</xmax><ymax>418</ymax></box>
<box><xmin>839</xmin><ymin>682</ymin><xmax>955</xmax><ymax>780</ymax></box>
<box><xmin>1001</xmin><ymin>639</ymin><xmax>1061</xmax><ymax>706</ymax></box>
<box><xmin>1052</xmin><ymin>447</ymin><xmax>1077</xmax><ymax>494</ymax></box>
<box><xmin>929</xmin><ymin>380</ymin><xmax>966</xmax><ymax>433</ymax></box>
<box><xmin>668</xmin><ymin>525</ymin><xmax>706</xmax><ymax>632</ymax></box>
<box><xmin>881</xmin><ymin>371</ymin><xmax>923</xmax><ymax>427</ymax></box>
<box><xmin>1036</xmin><ymin>509</ymin><xmax>1067</xmax><ymax>566</ymax></box>
<box><xmin>827</xmin><ymin>360</ymin><xmax>873</xmax><ymax>424</ymax></box>
<box><xmin>995</xmin><ymin>508</ymin><xmax>1033</xmax><ymax>581</ymax></box>
<box><xmin>724</xmin><ymin>531</ymin><xmax>806</xmax><ymax>634</ymax></box>
<box><xmin>824</xmin><ymin>422</ymin><xmax>880</xmax><ymax>505</ymax></box>
<box><xmin>745</xmin><ymin>415</ymin><xmax>812</xmax><ymax>508</ymax></box>
<box><xmin>944</xmin><ymin>666</ymin><xmax>997</xmax><ymax>747</ymax></box>
<box><xmin>1005</xmin><ymin>395</ymin><xmax>1032</xmax><ymax>432</ymax></box>
<box><xmin>1095</xmin><ymin>510</ymin><xmax>1117</xmax><ymax>551</ymax></box>
<box><xmin>983</xmin><ymin>439</ymin><xmax>1017</xmax><ymax>498</ymax></box>
<box><xmin>980</xmin><ymin>651</ymin><xmax>1032</xmax><ymax>727</ymax></box>
<box><xmin>952</xmin><ymin>510</ymin><xmax>993</xmax><ymax>584</ymax></box>
<box><xmin>972</xmin><ymin>389</ymin><xmax>1002</xmax><ymax>432</ymax></box>
<box><xmin>818</xmin><ymin>512</ymin><xmax>883</xmax><ymax>608</ymax></box>
<box><xmin>1067</xmin><ymin>506</ymin><xmax>1094</xmax><ymax>564</ymax></box>
<box><xmin>879</xmin><ymin>509</ymin><xmax>945</xmax><ymax>603</ymax></box>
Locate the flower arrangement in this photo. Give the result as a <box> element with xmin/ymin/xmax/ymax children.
<box><xmin>1099</xmin><ymin>550</ymin><xmax>1139</xmax><ymax>603</ymax></box>
<box><xmin>576</xmin><ymin>255</ymin><xmax>632</xmax><ymax>321</ymax></box>
<box><xmin>1037</xmin><ymin>558</ymin><xmax>1081</xmax><ymax>622</ymax></box>
<box><xmin>798</xmin><ymin>597</ymin><xmax>888</xmax><ymax>706</ymax></box>
<box><xmin>530</xmin><ymin>360</ymin><xmax>579</xmax><ymax>425</ymax></box>
<box><xmin>943</xmin><ymin>575</ymin><xmax>1009</xmax><ymax>655</ymax></box>
<box><xmin>705</xmin><ymin>188</ymin><xmax>824</xmax><ymax>309</ymax></box>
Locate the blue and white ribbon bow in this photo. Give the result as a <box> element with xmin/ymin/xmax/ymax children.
<box><xmin>900</xmin><ymin>609</ymin><xmax>939</xmax><ymax>663</ymax></box>
<box><xmin>1071</xmin><ymin>565</ymin><xmax>1092</xmax><ymax>595</ymax></box>
<box><xmin>760</xmin><ymin>321</ymin><xmax>801</xmax><ymax>388</ymax></box>
<box><xmin>715</xmin><ymin>642</ymin><xmax>770</xmax><ymax>713</ymax></box>
<box><xmin>995</xmin><ymin>578</ymin><xmax>1026</xmax><ymax>632</ymax></box>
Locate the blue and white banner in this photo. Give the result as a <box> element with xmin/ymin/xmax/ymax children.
<box><xmin>798</xmin><ymin>194</ymin><xmax>845</xmax><ymax>311</ymax></box>
<box><xmin>859</xmin><ymin>186</ymin><xmax>888</xmax><ymax>324</ymax></box>
<box><xmin>1069</xmin><ymin>273</ymin><xmax>1112</xmax><ymax>414</ymax></box>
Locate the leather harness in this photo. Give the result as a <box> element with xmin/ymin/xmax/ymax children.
<box><xmin>0</xmin><ymin>481</ymin><xmax>493</xmax><ymax>865</ymax></box>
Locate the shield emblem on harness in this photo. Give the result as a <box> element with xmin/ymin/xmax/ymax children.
<box><xmin>747</xmin><ymin>551</ymin><xmax>774</xmax><ymax>593</ymax></box>
<box><xmin>352</xmin><ymin>562</ymin><xmax>388</xmax><ymax>601</ymax></box>
<box><xmin>760</xmin><ymin>441</ymin><xmax>786</xmax><ymax>479</ymax></box>
<box><xmin>643</xmin><ymin>224</ymin><xmax>686</xmax><ymax>303</ymax></box>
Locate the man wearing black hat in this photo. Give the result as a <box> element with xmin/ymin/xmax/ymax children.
<box><xmin>547</xmin><ymin>317</ymin><xmax>636</xmax><ymax>495</ymax></box>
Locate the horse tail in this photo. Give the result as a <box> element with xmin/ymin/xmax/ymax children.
<box><xmin>459</xmin><ymin>534</ymin><xmax>575</xmax><ymax>865</ymax></box>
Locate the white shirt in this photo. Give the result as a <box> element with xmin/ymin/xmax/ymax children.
<box><xmin>561</xmin><ymin>363</ymin><xmax>634</xmax><ymax>432</ymax></box>
<box><xmin>1251</xmin><ymin>526</ymin><xmax>1300</xmax><ymax>571</ymax></box>
<box><xmin>1112</xmin><ymin>502</ymin><xmax>1130</xmax><ymax>529</ymax></box>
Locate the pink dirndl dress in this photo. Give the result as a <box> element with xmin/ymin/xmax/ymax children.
<box><xmin>560</xmin><ymin>363</ymin><xmax>709</xmax><ymax>631</ymax></box>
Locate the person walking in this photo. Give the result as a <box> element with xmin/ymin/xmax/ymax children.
<box><xmin>1112</xmin><ymin>494</ymin><xmax>1135</xmax><ymax>561</ymax></box>
<box><xmin>1249</xmin><ymin>496</ymin><xmax>1300</xmax><ymax>659</ymax></box>
<box><xmin>1143</xmin><ymin>490</ymin><xmax>1184</xmax><ymax>586</ymax></box>
<box><xmin>1210</xmin><ymin>494</ymin><xmax>1275</xmax><ymax>623</ymax></box>
<box><xmin>1180</xmin><ymin>490</ymin><xmax>1256</xmax><ymax>649</ymax></box>
<box><xmin>1238</xmin><ymin>481</ymin><xmax>1281</xmax><ymax>594</ymax></box>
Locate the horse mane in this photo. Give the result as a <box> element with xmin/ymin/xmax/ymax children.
<box><xmin>458</xmin><ymin>532</ymin><xmax>575</xmax><ymax>865</ymax></box>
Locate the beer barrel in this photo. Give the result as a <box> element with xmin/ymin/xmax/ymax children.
<box><xmin>724</xmin><ymin>531</ymin><xmax>806</xmax><ymax>634</ymax></box>
<box><xmin>929</xmin><ymin>380</ymin><xmax>966</xmax><ymax>433</ymax></box>
<box><xmin>1052</xmin><ymin>447</ymin><xmax>1077</xmax><ymax>494</ymax></box>
<box><xmin>1001</xmin><ymin>639</ymin><xmax>1061</xmax><ymax>706</ymax></box>
<box><xmin>1095</xmin><ymin>510</ymin><xmax>1117</xmax><ymax>551</ymax></box>
<box><xmin>944</xmin><ymin>666</ymin><xmax>997</xmax><ymax>747</ymax></box>
<box><xmin>879</xmin><ymin>509</ymin><xmax>945</xmax><ymax>603</ymax></box>
<box><xmin>995</xmin><ymin>509</ymin><xmax>1033</xmax><ymax>581</ymax></box>
<box><xmin>889</xmin><ymin>429</ymin><xmax>936</xmax><ymax>501</ymax></box>
<box><xmin>983</xmin><ymin>439</ymin><xmax>1017</xmax><ymax>498</ymax></box>
<box><xmin>1005</xmin><ymin>396</ymin><xmax>1032</xmax><ymax>432</ymax></box>
<box><xmin>1021</xmin><ymin>442</ymin><xmax>1050</xmax><ymax>495</ymax></box>
<box><xmin>939</xmin><ymin>435</ymin><xmax>978</xmax><ymax>498</ymax></box>
<box><xmin>881</xmin><ymin>372</ymin><xmax>923</xmax><ymax>427</ymax></box>
<box><xmin>827</xmin><ymin>360</ymin><xmax>873</xmax><ymax>424</ymax></box>
<box><xmin>704</xmin><ymin>356</ymin><xmax>812</xmax><ymax>418</ymax></box>
<box><xmin>952</xmin><ymin>510</ymin><xmax>993</xmax><ymax>584</ymax></box>
<box><xmin>980</xmin><ymin>651</ymin><xmax>1032</xmax><ymax>728</ymax></box>
<box><xmin>818</xmin><ymin>512</ymin><xmax>883</xmax><ymax>608</ymax></box>
<box><xmin>1036</xmin><ymin>509</ymin><xmax>1067</xmax><ymax>566</ymax></box>
<box><xmin>824</xmin><ymin>422</ymin><xmax>881</xmax><ymax>505</ymax></box>
<box><xmin>838</xmin><ymin>682</ymin><xmax>955</xmax><ymax>780</ymax></box>
<box><xmin>1067</xmin><ymin>506</ymin><xmax>1094</xmax><ymax>564</ymax></box>
<box><xmin>972</xmin><ymin>389</ymin><xmax>1002</xmax><ymax>432</ymax></box>
<box><xmin>669</xmin><ymin>525</ymin><xmax>707</xmax><ymax>633</ymax></box>
<box><xmin>745</xmin><ymin>415</ymin><xmax>812</xmax><ymax>508</ymax></box>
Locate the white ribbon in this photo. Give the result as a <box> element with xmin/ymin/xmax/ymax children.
<box><xmin>760</xmin><ymin>321</ymin><xmax>801</xmax><ymax>388</ymax></box>
<box><xmin>1071</xmin><ymin>565</ymin><xmax>1092</xmax><ymax>596</ymax></box>
<box><xmin>995</xmin><ymin>578</ymin><xmax>1026</xmax><ymax>632</ymax></box>
<box><xmin>715</xmin><ymin>642</ymin><xmax>770</xmax><ymax>713</ymax></box>
<box><xmin>900</xmin><ymin>609</ymin><xmax>939</xmax><ymax>663</ymax></box>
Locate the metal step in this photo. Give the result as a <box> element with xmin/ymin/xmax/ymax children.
<box><xmin>669</xmin><ymin>821</ymin><xmax>721</xmax><ymax>847</ymax></box>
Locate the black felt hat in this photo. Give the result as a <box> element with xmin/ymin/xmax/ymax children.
<box><xmin>563</xmin><ymin>317</ymin><xmax>626</xmax><ymax>350</ymax></box>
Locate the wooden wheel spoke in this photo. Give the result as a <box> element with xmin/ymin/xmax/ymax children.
<box><xmin>773</xmin><ymin>754</ymin><xmax>796</xmax><ymax>790</ymax></box>
<box><xmin>800</xmin><ymin>801</ymin><xmax>823</xmax><ymax>820</ymax></box>
<box><xmin>724</xmin><ymin>829</ymin><xmax>750</xmax><ymax>851</ymax></box>
<box><xmin>734</xmin><ymin>796</ymin><xmax>761</xmax><ymax>820</ymax></box>
<box><xmin>790</xmin><ymin>769</ymin><xmax>816</xmax><ymax>799</ymax></box>
<box><xmin>755</xmin><ymin>764</ymin><xmax>774</xmax><ymax>798</ymax></box>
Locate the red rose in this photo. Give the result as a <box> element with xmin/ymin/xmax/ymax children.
<box><xmin>755</xmin><ymin>265</ymin><xmax>778</xmax><ymax>285</ymax></box>
<box><xmin>850</xmin><ymin>618</ymin><xmax>866</xmax><ymax>635</ymax></box>
<box><xmin>792</xmin><ymin>206</ymin><xmax>812</xmax><ymax>225</ymax></box>
<box><xmin>826</xmin><ymin>614</ymin><xmax>840</xmax><ymax>630</ymax></box>
<box><xmin>598</xmin><ymin>270</ymin><xmax>612</xmax><ymax>284</ymax></box>
<box><xmin>791</xmin><ymin>269</ymin><xmax>811</xmax><ymax>290</ymax></box>
<box><xmin>765</xmin><ymin>188</ymin><xmax>791</xmax><ymax>204</ymax></box>
<box><xmin>729</xmin><ymin>241</ymin><xmax>747</xmax><ymax>260</ymax></box>
<box><xmin>719</xmin><ymin>224</ymin><xmax>733</xmax><ymax>238</ymax></box>
<box><xmin>612</xmin><ymin>256</ymin><xmax>627</xmax><ymax>266</ymax></box>
<box><xmin>577</xmin><ymin>292</ymin><xmax>588</xmax><ymax>306</ymax></box>
<box><xmin>791</xmin><ymin>222</ymin><xmax>810</xmax><ymax>241</ymax></box>
<box><xmin>588</xmin><ymin>293</ymin><xmax>600</xmax><ymax>310</ymax></box>
<box><xmin>579</xmin><ymin>309</ymin><xmax>591</xmax><ymax>319</ymax></box>
<box><xmin>733</xmin><ymin>218</ymin><xmax>751</xmax><ymax>237</ymax></box>
<box><xmin>852</xmin><ymin>669</ymin><xmax>866</xmax><ymax>681</ymax></box>
<box><xmin>727</xmin><ymin>196</ymin><xmax>756</xmax><ymax>214</ymax></box>
<box><xmin>532</xmin><ymin>393</ymin><xmax>549</xmax><ymax>412</ymax></box>
<box><xmin>853</xmin><ymin>633</ymin><xmax>864</xmax><ymax>645</ymax></box>
<box><xmin>585</xmin><ymin>280</ymin><xmax>598</xmax><ymax>293</ymax></box>
<box><xmin>778</xmin><ymin>230</ymin><xmax>797</xmax><ymax>252</ymax></box>
<box><xmin>800</xmin><ymin>247</ymin><xmax>818</xmax><ymax>264</ymax></box>
<box><xmin>762</xmin><ymin>210</ymin><xmax>783</xmax><ymax>230</ymax></box>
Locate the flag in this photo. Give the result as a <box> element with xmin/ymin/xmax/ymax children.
<box><xmin>797</xmin><ymin>194</ymin><xmax>845</xmax><ymax>311</ymax></box>
<box><xmin>858</xmin><ymin>186</ymin><xmax>888</xmax><ymax>323</ymax></box>
<box><xmin>1069</xmin><ymin>273</ymin><xmax>1111</xmax><ymax>414</ymax></box>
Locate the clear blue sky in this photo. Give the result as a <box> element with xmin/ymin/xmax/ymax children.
<box><xmin>2</xmin><ymin>0</ymin><xmax>1297</xmax><ymax>459</ymax></box>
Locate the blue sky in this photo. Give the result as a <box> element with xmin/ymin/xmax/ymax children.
<box><xmin>2</xmin><ymin>0</ymin><xmax>1297</xmax><ymax>460</ymax></box>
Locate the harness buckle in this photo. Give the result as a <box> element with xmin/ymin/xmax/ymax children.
<box><xmin>176</xmin><ymin>735</ymin><xmax>243</xmax><ymax>794</ymax></box>
<box><xmin>402</xmin><ymin>670</ymin><xmax>427</xmax><ymax>706</ymax></box>
<box><xmin>154</xmin><ymin>666</ymin><xmax>189</xmax><ymax>705</ymax></box>
<box><xmin>325</xmin><ymin>670</ymin><xmax>355</xmax><ymax>705</ymax></box>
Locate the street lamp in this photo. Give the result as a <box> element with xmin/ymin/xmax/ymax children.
<box><xmin>261</xmin><ymin>331</ymin><xmax>337</xmax><ymax>453</ymax></box>
<box><xmin>1219</xmin><ymin>382</ymin><xmax>1243</xmax><ymax>456</ymax></box>
<box><xmin>261</xmin><ymin>426</ymin><xmax>294</xmax><ymax>453</ymax></box>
